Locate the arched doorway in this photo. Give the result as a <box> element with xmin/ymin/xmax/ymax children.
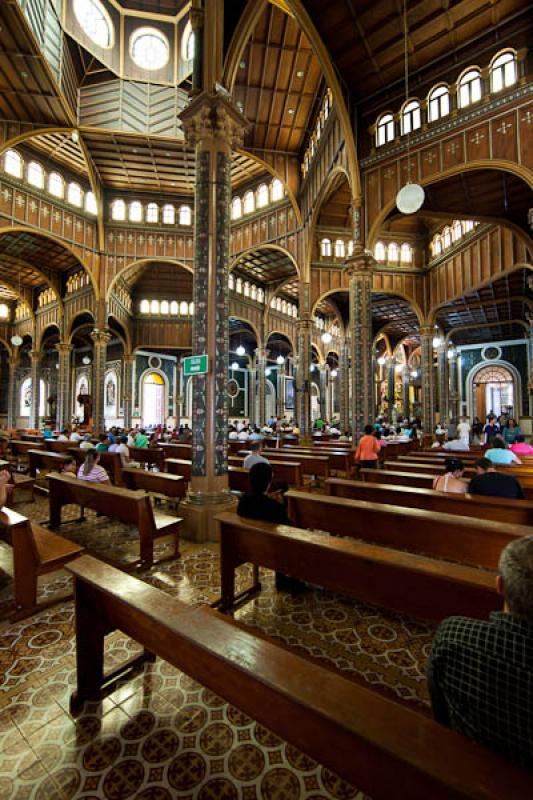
<box><xmin>141</xmin><ymin>371</ymin><xmax>166</xmax><ymax>427</ymax></box>
<box><xmin>470</xmin><ymin>363</ymin><xmax>517</xmax><ymax>420</ymax></box>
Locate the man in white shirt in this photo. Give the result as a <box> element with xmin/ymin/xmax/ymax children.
<box><xmin>457</xmin><ymin>416</ymin><xmax>471</xmax><ymax>445</ymax></box>
<box><xmin>115</xmin><ymin>436</ymin><xmax>139</xmax><ymax>467</ymax></box>
<box><xmin>442</xmin><ymin>437</ymin><xmax>470</xmax><ymax>451</ymax></box>
<box><xmin>238</xmin><ymin>427</ymin><xmax>250</xmax><ymax>442</ymax></box>
<box><xmin>70</xmin><ymin>428</ymin><xmax>82</xmax><ymax>442</ymax></box>
<box><xmin>57</xmin><ymin>429</ymin><xmax>69</xmax><ymax>441</ymax></box>
<box><xmin>249</xmin><ymin>428</ymin><xmax>262</xmax><ymax>441</ymax></box>
<box><xmin>228</xmin><ymin>428</ymin><xmax>239</xmax><ymax>440</ymax></box>
<box><xmin>243</xmin><ymin>441</ymin><xmax>269</xmax><ymax>470</ymax></box>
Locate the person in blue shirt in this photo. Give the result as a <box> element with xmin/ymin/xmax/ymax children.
<box><xmin>503</xmin><ymin>418</ymin><xmax>521</xmax><ymax>445</ymax></box>
<box><xmin>485</xmin><ymin>436</ymin><xmax>521</xmax><ymax>466</ymax></box>
<box><xmin>483</xmin><ymin>416</ymin><xmax>500</xmax><ymax>445</ymax></box>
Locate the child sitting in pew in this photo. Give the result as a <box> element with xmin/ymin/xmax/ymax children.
<box><xmin>432</xmin><ymin>458</ymin><xmax>468</xmax><ymax>494</ymax></box>
<box><xmin>77</xmin><ymin>450</ymin><xmax>110</xmax><ymax>484</ymax></box>
<box><xmin>61</xmin><ymin>456</ymin><xmax>77</xmax><ymax>476</ymax></box>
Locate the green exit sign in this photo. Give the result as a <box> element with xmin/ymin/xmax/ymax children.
<box><xmin>183</xmin><ymin>354</ymin><xmax>209</xmax><ymax>376</ymax></box>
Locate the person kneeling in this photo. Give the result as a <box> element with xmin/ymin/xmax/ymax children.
<box><xmin>427</xmin><ymin>536</ymin><xmax>533</xmax><ymax>769</ymax></box>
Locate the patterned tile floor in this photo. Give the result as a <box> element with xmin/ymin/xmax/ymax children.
<box><xmin>0</xmin><ymin>495</ymin><xmax>437</xmax><ymax>799</ymax></box>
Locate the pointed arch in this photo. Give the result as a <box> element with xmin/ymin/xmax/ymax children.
<box><xmin>229</xmin><ymin>243</ymin><xmax>301</xmax><ymax>279</ymax></box>
<box><xmin>235</xmin><ymin>147</ymin><xmax>302</xmax><ymax>226</ymax></box>
<box><xmin>106</xmin><ymin>257</ymin><xmax>194</xmax><ymax>302</ymax></box>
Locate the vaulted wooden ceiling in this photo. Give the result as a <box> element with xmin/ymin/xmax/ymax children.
<box><xmin>0</xmin><ymin>232</ymin><xmax>81</xmax><ymax>294</ymax></box>
<box><xmin>232</xmin><ymin>247</ymin><xmax>298</xmax><ymax>287</ymax></box>
<box><xmin>129</xmin><ymin>261</ymin><xmax>193</xmax><ymax>298</ymax></box>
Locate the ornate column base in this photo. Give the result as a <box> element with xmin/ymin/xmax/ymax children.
<box><xmin>179</xmin><ymin>495</ymin><xmax>237</xmax><ymax>543</ymax></box>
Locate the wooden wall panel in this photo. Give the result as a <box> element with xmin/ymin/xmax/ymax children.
<box><xmin>134</xmin><ymin>319</ymin><xmax>192</xmax><ymax>350</ymax></box>
<box><xmin>230</xmin><ymin>203</ymin><xmax>299</xmax><ymax>263</ymax></box>
<box><xmin>300</xmin><ymin>113</ymin><xmax>349</xmax><ymax>226</ymax></box>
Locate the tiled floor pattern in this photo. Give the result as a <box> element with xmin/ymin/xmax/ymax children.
<box><xmin>0</xmin><ymin>495</ymin><xmax>436</xmax><ymax>798</ymax></box>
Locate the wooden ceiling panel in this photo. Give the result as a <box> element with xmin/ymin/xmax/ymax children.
<box><xmin>0</xmin><ymin>283</ymin><xmax>18</xmax><ymax>301</ymax></box>
<box><xmin>131</xmin><ymin>261</ymin><xmax>193</xmax><ymax>299</ymax></box>
<box><xmin>27</xmin><ymin>133</ymin><xmax>89</xmax><ymax>178</ymax></box>
<box><xmin>233</xmin><ymin>247</ymin><xmax>298</xmax><ymax>286</ymax></box>
<box><xmin>317</xmin><ymin>180</ymin><xmax>352</xmax><ymax>229</ymax></box>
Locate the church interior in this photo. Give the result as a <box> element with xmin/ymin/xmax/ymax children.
<box><xmin>0</xmin><ymin>0</ymin><xmax>532</xmax><ymax>797</ymax></box>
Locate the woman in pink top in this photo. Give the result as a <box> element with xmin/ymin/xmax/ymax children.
<box><xmin>432</xmin><ymin>457</ymin><xmax>468</xmax><ymax>494</ymax></box>
<box><xmin>77</xmin><ymin>450</ymin><xmax>110</xmax><ymax>484</ymax></box>
<box><xmin>510</xmin><ymin>435</ymin><xmax>533</xmax><ymax>455</ymax></box>
<box><xmin>355</xmin><ymin>425</ymin><xmax>381</xmax><ymax>468</ymax></box>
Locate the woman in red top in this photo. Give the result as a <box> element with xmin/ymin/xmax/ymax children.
<box><xmin>355</xmin><ymin>425</ymin><xmax>381</xmax><ymax>468</ymax></box>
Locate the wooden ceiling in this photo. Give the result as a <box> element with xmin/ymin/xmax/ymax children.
<box><xmin>130</xmin><ymin>261</ymin><xmax>193</xmax><ymax>298</ymax></box>
<box><xmin>234</xmin><ymin>2</ymin><xmax>323</xmax><ymax>153</ymax></box>
<box><xmin>372</xmin><ymin>293</ymin><xmax>420</xmax><ymax>346</ymax></box>
<box><xmin>435</xmin><ymin>268</ymin><xmax>531</xmax><ymax>344</ymax></box>
<box><xmin>0</xmin><ymin>283</ymin><xmax>18</xmax><ymax>301</ymax></box>
<box><xmin>301</xmin><ymin>0</ymin><xmax>530</xmax><ymax>102</ymax></box>
<box><xmin>318</xmin><ymin>180</ymin><xmax>352</xmax><ymax>229</ymax></box>
<box><xmin>27</xmin><ymin>134</ymin><xmax>90</xmax><ymax>179</ymax></box>
<box><xmin>0</xmin><ymin>231</ymin><xmax>80</xmax><ymax>292</ymax></box>
<box><xmin>232</xmin><ymin>247</ymin><xmax>298</xmax><ymax>287</ymax></box>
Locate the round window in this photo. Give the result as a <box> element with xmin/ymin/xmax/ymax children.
<box><xmin>149</xmin><ymin>356</ymin><xmax>162</xmax><ymax>369</ymax></box>
<box><xmin>73</xmin><ymin>0</ymin><xmax>114</xmax><ymax>49</ymax></box>
<box><xmin>130</xmin><ymin>27</ymin><xmax>170</xmax><ymax>71</ymax></box>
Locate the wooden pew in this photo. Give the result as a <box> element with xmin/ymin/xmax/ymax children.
<box><xmin>326</xmin><ymin>478</ymin><xmax>533</xmax><ymax>525</ymax></box>
<box><xmin>48</xmin><ymin>473</ymin><xmax>182</xmax><ymax>567</ymax></box>
<box><xmin>228</xmin><ymin>465</ymin><xmax>250</xmax><ymax>492</ymax></box>
<box><xmin>127</xmin><ymin>445</ymin><xmax>166</xmax><ymax>470</ymax></box>
<box><xmin>122</xmin><ymin>468</ymin><xmax>187</xmax><ymax>505</ymax></box>
<box><xmin>0</xmin><ymin>506</ymin><xmax>83</xmax><ymax>619</ymax></box>
<box><xmin>229</xmin><ymin>456</ymin><xmax>303</xmax><ymax>488</ymax></box>
<box><xmin>361</xmin><ymin>467</ymin><xmax>533</xmax><ymax>500</ymax></box>
<box><xmin>9</xmin><ymin>439</ymin><xmax>45</xmax><ymax>470</ymax></box>
<box><xmin>45</xmin><ymin>439</ymin><xmax>77</xmax><ymax>453</ymax></box>
<box><xmin>286</xmin><ymin>490</ymin><xmax>526</xmax><ymax>570</ymax></box>
<box><xmin>159</xmin><ymin>442</ymin><xmax>192</xmax><ymax>460</ymax></box>
<box><xmin>260</xmin><ymin>450</ymin><xmax>329</xmax><ymax>478</ymax></box>
<box><xmin>215</xmin><ymin>512</ymin><xmax>498</xmax><ymax>622</ymax></box>
<box><xmin>68</xmin><ymin>448</ymin><xmax>124</xmax><ymax>486</ymax></box>
<box><xmin>282</xmin><ymin>446</ymin><xmax>352</xmax><ymax>474</ymax></box>
<box><xmin>28</xmin><ymin>448</ymin><xmax>68</xmax><ymax>478</ymax></box>
<box><xmin>384</xmin><ymin>460</ymin><xmax>475</xmax><ymax>477</ymax></box>
<box><xmin>66</xmin><ymin>554</ymin><xmax>531</xmax><ymax>800</ymax></box>
<box><xmin>165</xmin><ymin>458</ymin><xmax>192</xmax><ymax>482</ymax></box>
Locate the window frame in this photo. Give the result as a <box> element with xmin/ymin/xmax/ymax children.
<box><xmin>111</xmin><ymin>199</ymin><xmax>126</xmax><ymax>221</ymax></box>
<box><xmin>457</xmin><ymin>68</ymin><xmax>483</xmax><ymax>108</ymax></box>
<box><xmin>376</xmin><ymin>113</ymin><xmax>395</xmax><ymax>147</ymax></box>
<box><xmin>27</xmin><ymin>161</ymin><xmax>45</xmax><ymax>189</ymax></box>
<box><xmin>490</xmin><ymin>50</ymin><xmax>517</xmax><ymax>93</ymax></box>
<box><xmin>400</xmin><ymin>99</ymin><xmax>422</xmax><ymax>135</ymax></box>
<box><xmin>129</xmin><ymin>201</ymin><xmax>143</xmax><ymax>223</ymax></box>
<box><xmin>130</xmin><ymin>26</ymin><xmax>170</xmax><ymax>72</ymax></box>
<box><xmin>4</xmin><ymin>149</ymin><xmax>22</xmax><ymax>179</ymax></box>
<box><xmin>146</xmin><ymin>202</ymin><xmax>159</xmax><ymax>223</ymax></box>
<box><xmin>427</xmin><ymin>85</ymin><xmax>450</xmax><ymax>122</ymax></box>
<box><xmin>67</xmin><ymin>182</ymin><xmax>83</xmax><ymax>207</ymax></box>
<box><xmin>48</xmin><ymin>171</ymin><xmax>65</xmax><ymax>198</ymax></box>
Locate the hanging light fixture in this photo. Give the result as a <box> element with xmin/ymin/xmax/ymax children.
<box><xmin>82</xmin><ymin>355</ymin><xmax>91</xmax><ymax>365</ymax></box>
<box><xmin>432</xmin><ymin>336</ymin><xmax>443</xmax><ymax>349</ymax></box>
<box><xmin>236</xmin><ymin>344</ymin><xmax>246</xmax><ymax>357</ymax></box>
<box><xmin>377</xmin><ymin>356</ymin><xmax>387</xmax><ymax>366</ymax></box>
<box><xmin>330</xmin><ymin>369</ymin><xmax>338</xmax><ymax>378</ymax></box>
<box><xmin>231</xmin><ymin>361</ymin><xmax>239</xmax><ymax>371</ymax></box>
<box><xmin>276</xmin><ymin>354</ymin><xmax>285</xmax><ymax>365</ymax></box>
<box><xmin>396</xmin><ymin>0</ymin><xmax>425</xmax><ymax>215</ymax></box>
<box><xmin>321</xmin><ymin>331</ymin><xmax>332</xmax><ymax>344</ymax></box>
<box><xmin>10</xmin><ymin>334</ymin><xmax>22</xmax><ymax>347</ymax></box>
<box><xmin>410</xmin><ymin>369</ymin><xmax>418</xmax><ymax>378</ymax></box>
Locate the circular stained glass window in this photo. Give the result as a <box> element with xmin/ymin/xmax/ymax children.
<box><xmin>73</xmin><ymin>0</ymin><xmax>114</xmax><ymax>49</ymax></box>
<box><xmin>130</xmin><ymin>27</ymin><xmax>170</xmax><ymax>71</ymax></box>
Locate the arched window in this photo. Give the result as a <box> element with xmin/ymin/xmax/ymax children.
<box><xmin>85</xmin><ymin>191</ymin><xmax>97</xmax><ymax>215</ymax></box>
<box><xmin>130</xmin><ymin>27</ymin><xmax>169</xmax><ymax>71</ymax></box>
<box><xmin>257</xmin><ymin>184</ymin><xmax>269</xmax><ymax>208</ymax></box>
<box><xmin>146</xmin><ymin>202</ymin><xmax>158</xmax><ymax>223</ymax></box>
<box><xmin>271</xmin><ymin>179</ymin><xmax>284</xmax><ymax>202</ymax></box>
<box><xmin>68</xmin><ymin>182</ymin><xmax>83</xmax><ymax>207</ymax></box>
<box><xmin>231</xmin><ymin>197</ymin><xmax>242</xmax><ymax>220</ymax></box>
<box><xmin>179</xmin><ymin>301</ymin><xmax>189</xmax><ymax>315</ymax></box>
<box><xmin>463</xmin><ymin>220</ymin><xmax>474</xmax><ymax>233</ymax></box>
<box><xmin>257</xmin><ymin>288</ymin><xmax>264</xmax><ymax>303</ymax></box>
<box><xmin>48</xmin><ymin>171</ymin><xmax>64</xmax><ymax>198</ymax></box>
<box><xmin>0</xmin><ymin>303</ymin><xmax>9</xmax><ymax>318</ymax></box>
<box><xmin>170</xmin><ymin>300</ymin><xmax>178</xmax><ymax>314</ymax></box>
<box><xmin>281</xmin><ymin>300</ymin><xmax>287</xmax><ymax>315</ymax></box>
<box><xmin>182</xmin><ymin>21</ymin><xmax>195</xmax><ymax>62</ymax></box>
<box><xmin>443</xmin><ymin>227</ymin><xmax>452</xmax><ymax>248</ymax></box>
<box><xmin>162</xmin><ymin>204</ymin><xmax>175</xmax><ymax>224</ymax></box>
<box><xmin>150</xmin><ymin>299</ymin><xmax>160</xmax><ymax>314</ymax></box>
<box><xmin>244</xmin><ymin>281</ymin><xmax>250</xmax><ymax>297</ymax></box>
<box><xmin>458</xmin><ymin>68</ymin><xmax>482</xmax><ymax>108</ymax></box>
<box><xmin>347</xmin><ymin>240</ymin><xmax>354</xmax><ymax>256</ymax></box>
<box><xmin>320</xmin><ymin>238</ymin><xmax>332</xmax><ymax>257</ymax></box>
<box><xmin>334</xmin><ymin>239</ymin><xmax>345</xmax><ymax>258</ymax></box>
<box><xmin>376</xmin><ymin>113</ymin><xmax>395</xmax><ymax>147</ymax></box>
<box><xmin>453</xmin><ymin>220</ymin><xmax>463</xmax><ymax>241</ymax></box>
<box><xmin>73</xmin><ymin>0</ymin><xmax>114</xmax><ymax>49</ymax></box>
<box><xmin>4</xmin><ymin>149</ymin><xmax>22</xmax><ymax>178</ymax></box>
<box><xmin>251</xmin><ymin>285</ymin><xmax>257</xmax><ymax>300</ymax></box>
<box><xmin>432</xmin><ymin>235</ymin><xmax>442</xmax><ymax>257</ymax></box>
<box><xmin>270</xmin><ymin>297</ymin><xmax>276</xmax><ymax>309</ymax></box>
<box><xmin>243</xmin><ymin>191</ymin><xmax>255</xmax><ymax>214</ymax></box>
<box><xmin>374</xmin><ymin>241</ymin><xmax>386</xmax><ymax>262</ymax></box>
<box><xmin>401</xmin><ymin>100</ymin><xmax>421</xmax><ymax>135</ymax></box>
<box><xmin>27</xmin><ymin>161</ymin><xmax>44</xmax><ymax>189</ymax></box>
<box><xmin>160</xmin><ymin>300</ymin><xmax>169</xmax><ymax>314</ymax></box>
<box><xmin>276</xmin><ymin>297</ymin><xmax>282</xmax><ymax>312</ymax></box>
<box><xmin>189</xmin><ymin>301</ymin><xmax>194</xmax><ymax>315</ymax></box>
<box><xmin>400</xmin><ymin>243</ymin><xmax>412</xmax><ymax>263</ymax></box>
<box><xmin>388</xmin><ymin>242</ymin><xmax>399</xmax><ymax>262</ymax></box>
<box><xmin>235</xmin><ymin>277</ymin><xmax>242</xmax><ymax>294</ymax></box>
<box><xmin>490</xmin><ymin>51</ymin><xmax>517</xmax><ymax>92</ymax></box>
<box><xmin>141</xmin><ymin>371</ymin><xmax>166</xmax><ymax>428</ymax></box>
<box><xmin>140</xmin><ymin>299</ymin><xmax>150</xmax><ymax>313</ymax></box>
<box><xmin>111</xmin><ymin>199</ymin><xmax>126</xmax><ymax>221</ymax></box>
<box><xmin>129</xmin><ymin>201</ymin><xmax>143</xmax><ymax>222</ymax></box>
<box><xmin>228</xmin><ymin>273</ymin><xmax>234</xmax><ymax>291</ymax></box>
<box><xmin>20</xmin><ymin>377</ymin><xmax>46</xmax><ymax>418</ymax></box>
<box><xmin>178</xmin><ymin>205</ymin><xmax>191</xmax><ymax>225</ymax></box>
<box><xmin>427</xmin><ymin>85</ymin><xmax>450</xmax><ymax>122</ymax></box>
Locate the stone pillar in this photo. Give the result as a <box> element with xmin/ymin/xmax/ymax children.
<box><xmin>180</xmin><ymin>92</ymin><xmax>247</xmax><ymax>504</ymax></box>
<box><xmin>122</xmin><ymin>354</ymin><xmax>135</xmax><ymax>430</ymax></box>
<box><xmin>55</xmin><ymin>343</ymin><xmax>73</xmax><ymax>431</ymax></box>
<box><xmin>339</xmin><ymin>338</ymin><xmax>350</xmax><ymax>432</ymax></box>
<box><xmin>347</xmin><ymin>250</ymin><xmax>374</xmax><ymax>439</ymax></box>
<box><xmin>420</xmin><ymin>326</ymin><xmax>436</xmax><ymax>435</ymax></box>
<box><xmin>295</xmin><ymin>320</ymin><xmax>312</xmax><ymax>435</ymax></box>
<box><xmin>29</xmin><ymin>350</ymin><xmax>42</xmax><ymax>429</ymax></box>
<box><xmin>7</xmin><ymin>350</ymin><xmax>19</xmax><ymax>429</ymax></box>
<box><xmin>437</xmin><ymin>342</ymin><xmax>448</xmax><ymax>425</ymax></box>
<box><xmin>248</xmin><ymin>359</ymin><xmax>256</xmax><ymax>427</ymax></box>
<box><xmin>90</xmin><ymin>329</ymin><xmax>111</xmax><ymax>433</ymax></box>
<box><xmin>255</xmin><ymin>347</ymin><xmax>268</xmax><ymax>426</ymax></box>
<box><xmin>318</xmin><ymin>364</ymin><xmax>328</xmax><ymax>421</ymax></box>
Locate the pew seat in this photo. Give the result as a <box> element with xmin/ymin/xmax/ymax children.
<box><xmin>48</xmin><ymin>472</ymin><xmax>182</xmax><ymax>568</ymax></box>
<box><xmin>122</xmin><ymin>467</ymin><xmax>187</xmax><ymax>505</ymax></box>
<box><xmin>0</xmin><ymin>506</ymin><xmax>83</xmax><ymax>618</ymax></box>
<box><xmin>65</xmin><ymin>553</ymin><xmax>532</xmax><ymax>800</ymax></box>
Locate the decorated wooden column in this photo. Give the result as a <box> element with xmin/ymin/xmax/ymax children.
<box><xmin>248</xmin><ymin>358</ymin><xmax>257</xmax><ymax>427</ymax></box>
<box><xmin>122</xmin><ymin>354</ymin><xmax>135</xmax><ymax>430</ymax></box>
<box><xmin>402</xmin><ymin>367</ymin><xmax>410</xmax><ymax>419</ymax></box>
<box><xmin>55</xmin><ymin>342</ymin><xmax>73</xmax><ymax>431</ymax></box>
<box><xmin>449</xmin><ymin>350</ymin><xmax>460</xmax><ymax>425</ymax></box>
<box><xmin>318</xmin><ymin>364</ymin><xmax>328</xmax><ymax>421</ymax></box>
<box><xmin>420</xmin><ymin>326</ymin><xmax>436</xmax><ymax>435</ymax></box>
<box><xmin>90</xmin><ymin>329</ymin><xmax>111</xmax><ymax>433</ymax></box>
<box><xmin>347</xmin><ymin>249</ymin><xmax>374</xmax><ymax>439</ymax></box>
<box><xmin>339</xmin><ymin>337</ymin><xmax>350</xmax><ymax>432</ymax></box>
<box><xmin>29</xmin><ymin>350</ymin><xmax>42</xmax><ymax>429</ymax></box>
<box><xmin>387</xmin><ymin>360</ymin><xmax>396</xmax><ymax>423</ymax></box>
<box><xmin>255</xmin><ymin>347</ymin><xmax>268</xmax><ymax>426</ymax></box>
<box><xmin>7</xmin><ymin>350</ymin><xmax>19</xmax><ymax>429</ymax></box>
<box><xmin>437</xmin><ymin>341</ymin><xmax>449</xmax><ymax>425</ymax></box>
<box><xmin>180</xmin><ymin>92</ymin><xmax>246</xmax><ymax>505</ymax></box>
<box><xmin>295</xmin><ymin>319</ymin><xmax>312</xmax><ymax>435</ymax></box>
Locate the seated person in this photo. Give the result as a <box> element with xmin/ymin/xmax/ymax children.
<box><xmin>80</xmin><ymin>433</ymin><xmax>93</xmax><ymax>451</ymax></box>
<box><xmin>69</xmin><ymin>428</ymin><xmax>82</xmax><ymax>442</ymax></box>
<box><xmin>243</xmin><ymin>441</ymin><xmax>269</xmax><ymax>470</ymax></box>
<box><xmin>77</xmin><ymin>450</ymin><xmax>110</xmax><ymax>483</ymax></box>
<box><xmin>42</xmin><ymin>425</ymin><xmax>54</xmax><ymax>439</ymax></box>
<box><xmin>442</xmin><ymin>436</ymin><xmax>470</xmax><ymax>451</ymax></box>
<box><xmin>114</xmin><ymin>435</ymin><xmax>139</xmax><ymax>468</ymax></box>
<box><xmin>510</xmin><ymin>435</ymin><xmax>533</xmax><ymax>456</ymax></box>
<box><xmin>95</xmin><ymin>434</ymin><xmax>110</xmax><ymax>453</ymax></box>
<box><xmin>485</xmin><ymin>435</ymin><xmax>521</xmax><ymax>465</ymax></box>
<box><xmin>432</xmin><ymin>458</ymin><xmax>468</xmax><ymax>494</ymax></box>
<box><xmin>0</xmin><ymin>469</ymin><xmax>13</xmax><ymax>506</ymax></box>
<box><xmin>134</xmin><ymin>429</ymin><xmax>149</xmax><ymax>448</ymax></box>
<box><xmin>56</xmin><ymin>429</ymin><xmax>69</xmax><ymax>441</ymax></box>
<box><xmin>238</xmin><ymin>426</ymin><xmax>250</xmax><ymax>442</ymax></box>
<box><xmin>61</xmin><ymin>456</ymin><xmax>77</xmax><ymax>476</ymax></box>
<box><xmin>338</xmin><ymin>430</ymin><xmax>351</xmax><ymax>442</ymax></box>
<box><xmin>249</xmin><ymin>427</ymin><xmax>262</xmax><ymax>442</ymax></box>
<box><xmin>228</xmin><ymin>426</ymin><xmax>239</xmax><ymax>441</ymax></box>
<box><xmin>237</xmin><ymin>462</ymin><xmax>287</xmax><ymax>524</ymax></box>
<box><xmin>427</xmin><ymin>535</ymin><xmax>533</xmax><ymax>769</ymax></box>
<box><xmin>468</xmin><ymin>457</ymin><xmax>525</xmax><ymax>499</ymax></box>
<box><xmin>180</xmin><ymin>425</ymin><xmax>192</xmax><ymax>443</ymax></box>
